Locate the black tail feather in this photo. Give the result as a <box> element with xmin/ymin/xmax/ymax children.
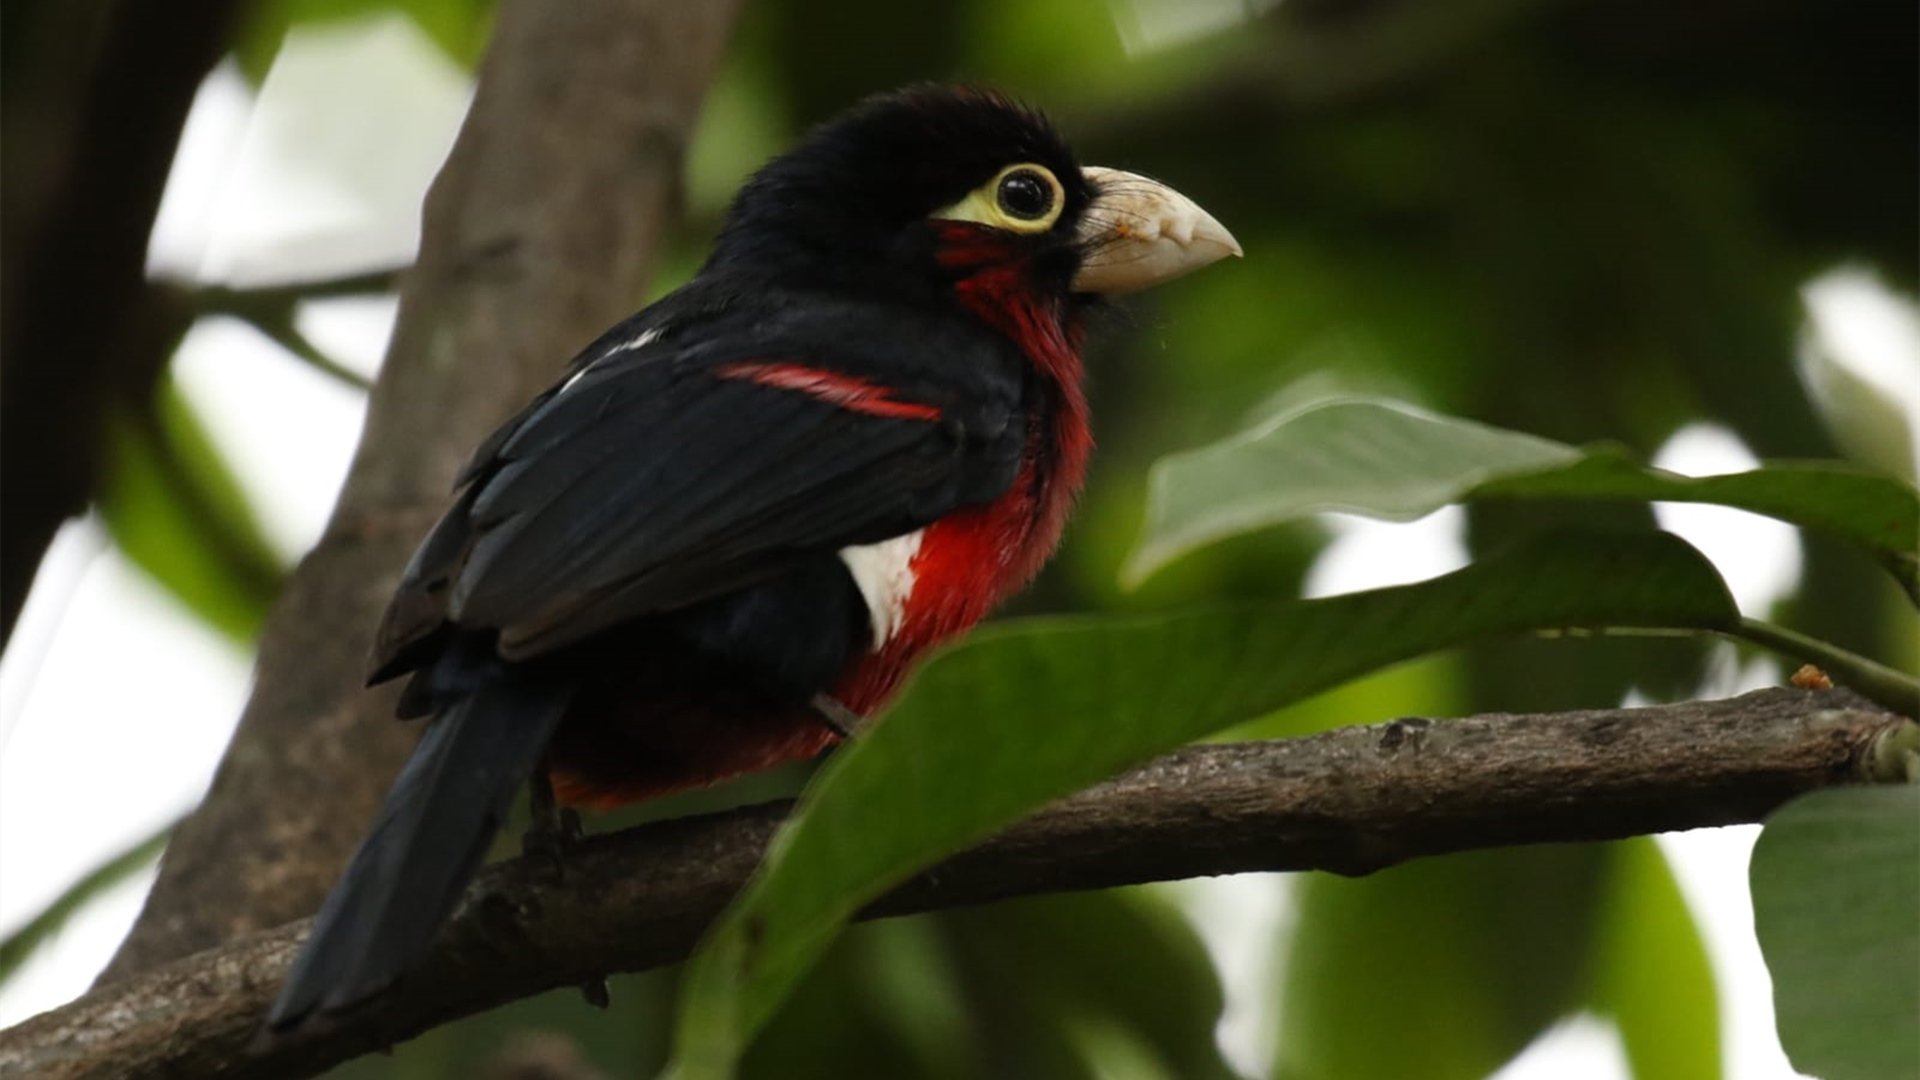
<box><xmin>267</xmin><ymin>662</ymin><xmax>570</xmax><ymax>1029</ymax></box>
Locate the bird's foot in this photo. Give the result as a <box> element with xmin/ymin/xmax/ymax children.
<box><xmin>522</xmin><ymin>768</ymin><xmax>583</xmax><ymax>882</ymax></box>
<box><xmin>578</xmin><ymin>977</ymin><xmax>611</xmax><ymax>1010</ymax></box>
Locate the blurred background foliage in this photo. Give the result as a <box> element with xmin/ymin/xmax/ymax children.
<box><xmin>3</xmin><ymin>0</ymin><xmax>1914</xmax><ymax>1076</ymax></box>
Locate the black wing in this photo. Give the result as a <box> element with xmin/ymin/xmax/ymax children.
<box><xmin>371</xmin><ymin>292</ymin><xmax>1028</xmax><ymax>676</ymax></box>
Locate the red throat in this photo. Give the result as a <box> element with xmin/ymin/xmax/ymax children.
<box><xmin>939</xmin><ymin>227</ymin><xmax>1092</xmax><ymax>582</ymax></box>
<box><xmin>833</xmin><ymin>225</ymin><xmax>1094</xmax><ymax>712</ymax></box>
<box><xmin>930</xmin><ymin>223</ymin><xmax>1088</xmax><ymax>390</ymax></box>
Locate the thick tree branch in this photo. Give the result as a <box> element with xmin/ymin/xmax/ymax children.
<box><xmin>98</xmin><ymin>0</ymin><xmax>744</xmax><ymax>982</ymax></box>
<box><xmin>5</xmin><ymin>687</ymin><xmax>1908</xmax><ymax>1080</ymax></box>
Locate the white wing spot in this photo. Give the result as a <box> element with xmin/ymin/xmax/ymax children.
<box><xmin>839</xmin><ymin>530</ymin><xmax>923</xmax><ymax>645</ymax></box>
<box><xmin>557</xmin><ymin>325</ymin><xmax>665</xmax><ymax>396</ymax></box>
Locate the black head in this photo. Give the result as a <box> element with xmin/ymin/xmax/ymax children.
<box><xmin>704</xmin><ymin>86</ymin><xmax>1098</xmax><ymax>300</ymax></box>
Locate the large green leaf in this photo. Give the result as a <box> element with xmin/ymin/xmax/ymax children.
<box><xmin>98</xmin><ymin>377</ymin><xmax>286</xmax><ymax>642</ymax></box>
<box><xmin>1124</xmin><ymin>398</ymin><xmax>1920</xmax><ymax>600</ymax></box>
<box><xmin>1587</xmin><ymin>838</ymin><xmax>1721</xmax><ymax>1080</ymax></box>
<box><xmin>663</xmin><ymin>530</ymin><xmax>1740</xmax><ymax>1076</ymax></box>
<box><xmin>1751</xmin><ymin>786</ymin><xmax>1920</xmax><ymax>1080</ymax></box>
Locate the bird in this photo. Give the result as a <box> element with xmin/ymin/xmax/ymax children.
<box><xmin>267</xmin><ymin>84</ymin><xmax>1239</xmax><ymax>1029</ymax></box>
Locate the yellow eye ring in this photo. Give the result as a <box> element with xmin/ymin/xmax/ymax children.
<box><xmin>932</xmin><ymin>163</ymin><xmax>1065</xmax><ymax>234</ymax></box>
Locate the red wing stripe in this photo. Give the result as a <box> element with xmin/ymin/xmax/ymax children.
<box><xmin>715</xmin><ymin>361</ymin><xmax>943</xmax><ymax>422</ymax></box>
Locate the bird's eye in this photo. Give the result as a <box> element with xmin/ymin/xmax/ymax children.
<box><xmin>996</xmin><ymin>169</ymin><xmax>1054</xmax><ymax>221</ymax></box>
<box><xmin>930</xmin><ymin>162</ymin><xmax>1066</xmax><ymax>234</ymax></box>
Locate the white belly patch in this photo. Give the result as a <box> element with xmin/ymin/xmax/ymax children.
<box><xmin>838</xmin><ymin>530</ymin><xmax>924</xmax><ymax>645</ymax></box>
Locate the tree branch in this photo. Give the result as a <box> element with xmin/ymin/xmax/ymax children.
<box><xmin>196</xmin><ymin>267</ymin><xmax>407</xmax><ymax>311</ymax></box>
<box><xmin>6</xmin><ymin>687</ymin><xmax>1908</xmax><ymax>1080</ymax></box>
<box><xmin>195</xmin><ymin>271</ymin><xmax>413</xmax><ymax>392</ymax></box>
<box><xmin>218</xmin><ymin>301</ymin><xmax>375</xmax><ymax>392</ymax></box>
<box><xmin>97</xmin><ymin>0</ymin><xmax>745</xmax><ymax>983</ymax></box>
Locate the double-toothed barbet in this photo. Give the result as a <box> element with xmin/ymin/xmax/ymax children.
<box><xmin>269</xmin><ymin>85</ymin><xmax>1238</xmax><ymax>1028</ymax></box>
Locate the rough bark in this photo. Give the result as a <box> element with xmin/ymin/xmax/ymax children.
<box><xmin>98</xmin><ymin>0</ymin><xmax>744</xmax><ymax>983</ymax></box>
<box><xmin>7</xmin><ymin>688</ymin><xmax>1909</xmax><ymax>1080</ymax></box>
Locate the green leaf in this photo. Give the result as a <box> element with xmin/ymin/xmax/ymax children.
<box><xmin>741</xmin><ymin>891</ymin><xmax>1233</xmax><ymax>1080</ymax></box>
<box><xmin>1125</xmin><ymin>398</ymin><xmax>1920</xmax><ymax>600</ymax></box>
<box><xmin>741</xmin><ymin>917</ymin><xmax>975</xmax><ymax>1080</ymax></box>
<box><xmin>1587</xmin><ymin>838</ymin><xmax>1721</xmax><ymax>1080</ymax></box>
<box><xmin>1274</xmin><ymin>846</ymin><xmax>1607</xmax><ymax>1080</ymax></box>
<box><xmin>98</xmin><ymin>377</ymin><xmax>286</xmax><ymax>642</ymax></box>
<box><xmin>1127</xmin><ymin>398</ymin><xmax>1579</xmax><ymax>587</ymax></box>
<box><xmin>234</xmin><ymin>0</ymin><xmax>494</xmax><ymax>83</ymax></box>
<box><xmin>1752</xmin><ymin>786</ymin><xmax>1920</xmax><ymax>1080</ymax></box>
<box><xmin>1220</xmin><ymin>652</ymin><xmax>1466</xmax><ymax>742</ymax></box>
<box><xmin>663</xmin><ymin>529</ymin><xmax>1740</xmax><ymax>1076</ymax></box>
<box><xmin>1274</xmin><ymin>838</ymin><xmax>1719</xmax><ymax>1080</ymax></box>
<box><xmin>0</xmin><ymin>824</ymin><xmax>171</xmax><ymax>988</ymax></box>
<box><xmin>321</xmin><ymin>969</ymin><xmax>679</xmax><ymax>1078</ymax></box>
<box><xmin>935</xmin><ymin>891</ymin><xmax>1237</xmax><ymax>1080</ymax></box>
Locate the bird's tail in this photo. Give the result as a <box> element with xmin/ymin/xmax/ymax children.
<box><xmin>267</xmin><ymin>653</ymin><xmax>570</xmax><ymax>1029</ymax></box>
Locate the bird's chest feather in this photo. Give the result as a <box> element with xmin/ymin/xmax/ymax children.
<box><xmin>836</xmin><ymin>272</ymin><xmax>1091</xmax><ymax>712</ymax></box>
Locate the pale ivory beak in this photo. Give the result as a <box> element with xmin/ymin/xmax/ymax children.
<box><xmin>1072</xmin><ymin>166</ymin><xmax>1242</xmax><ymax>294</ymax></box>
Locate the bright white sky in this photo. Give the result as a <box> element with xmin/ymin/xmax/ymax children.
<box><xmin>3</xmin><ymin>14</ymin><xmax>1915</xmax><ymax>1077</ymax></box>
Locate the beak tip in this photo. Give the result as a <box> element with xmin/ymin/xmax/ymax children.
<box><xmin>1195</xmin><ymin>210</ymin><xmax>1242</xmax><ymax>261</ymax></box>
<box><xmin>1073</xmin><ymin>167</ymin><xmax>1242</xmax><ymax>293</ymax></box>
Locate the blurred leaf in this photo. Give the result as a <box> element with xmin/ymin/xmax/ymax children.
<box><xmin>0</xmin><ymin>824</ymin><xmax>170</xmax><ymax>988</ymax></box>
<box><xmin>664</xmin><ymin>529</ymin><xmax>1740</xmax><ymax>1076</ymax></box>
<box><xmin>743</xmin><ymin>891</ymin><xmax>1232</xmax><ymax>1080</ymax></box>
<box><xmin>98</xmin><ymin>376</ymin><xmax>286</xmax><ymax>642</ymax></box>
<box><xmin>741</xmin><ymin>918</ymin><xmax>972</xmax><ymax>1080</ymax></box>
<box><xmin>1274</xmin><ymin>846</ymin><xmax>1606</xmax><ymax>1080</ymax></box>
<box><xmin>1752</xmin><ymin>786</ymin><xmax>1920</xmax><ymax>1080</ymax></box>
<box><xmin>1221</xmin><ymin>652</ymin><xmax>1466</xmax><ymax>743</ymax></box>
<box><xmin>1126</xmin><ymin>398</ymin><xmax>1920</xmax><ymax>601</ymax></box>
<box><xmin>1585</xmin><ymin>838</ymin><xmax>1721</xmax><ymax>1080</ymax></box>
<box><xmin>1801</xmin><ymin>334</ymin><xmax>1920</xmax><ymax>486</ymax></box>
<box><xmin>323</xmin><ymin>970</ymin><xmax>677</xmax><ymax>1078</ymax></box>
<box><xmin>936</xmin><ymin>891</ymin><xmax>1236</xmax><ymax>1080</ymax></box>
<box><xmin>234</xmin><ymin>0</ymin><xmax>494</xmax><ymax>82</ymax></box>
<box><xmin>1276</xmin><ymin>838</ymin><xmax>1719</xmax><ymax>1080</ymax></box>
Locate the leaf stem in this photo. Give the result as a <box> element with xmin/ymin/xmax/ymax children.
<box><xmin>1882</xmin><ymin>551</ymin><xmax>1920</xmax><ymax>608</ymax></box>
<box><xmin>194</xmin><ymin>267</ymin><xmax>403</xmax><ymax>310</ymax></box>
<box><xmin>1730</xmin><ymin>617</ymin><xmax>1919</xmax><ymax>716</ymax></box>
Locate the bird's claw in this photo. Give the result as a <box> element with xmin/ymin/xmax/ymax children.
<box><xmin>810</xmin><ymin>693</ymin><xmax>864</xmax><ymax>739</ymax></box>
<box><xmin>579</xmin><ymin>977</ymin><xmax>611</xmax><ymax>1009</ymax></box>
<box><xmin>522</xmin><ymin>769</ymin><xmax>583</xmax><ymax>882</ymax></box>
